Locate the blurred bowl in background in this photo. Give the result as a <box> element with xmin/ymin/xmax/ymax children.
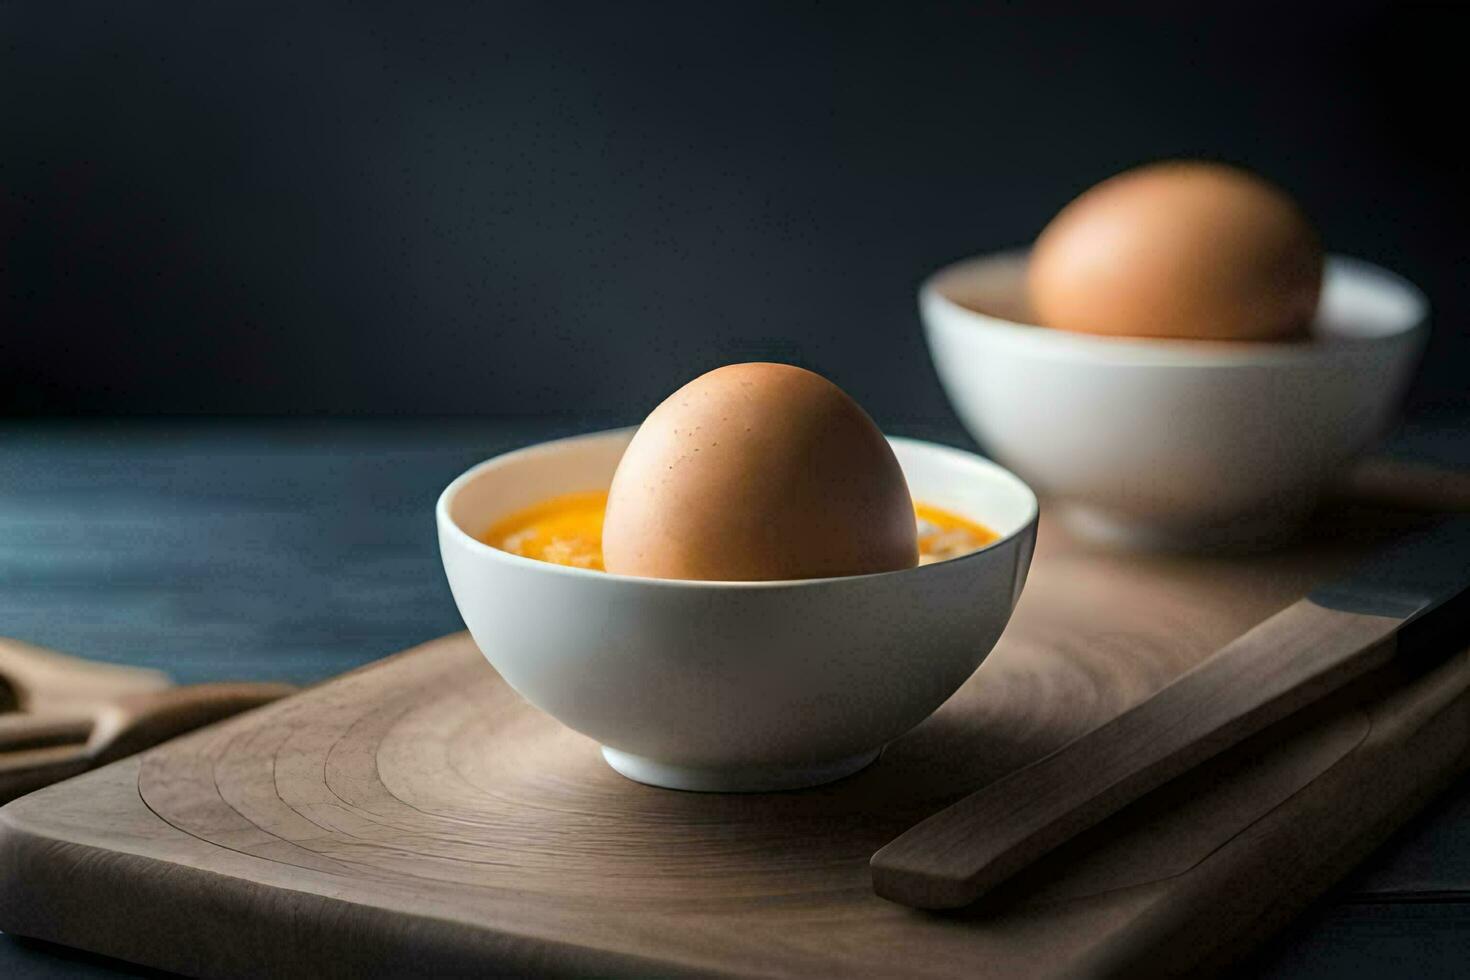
<box><xmin>921</xmin><ymin>251</ymin><xmax>1428</xmax><ymax>550</ymax></box>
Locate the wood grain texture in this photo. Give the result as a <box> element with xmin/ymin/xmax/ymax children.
<box><xmin>871</xmin><ymin>602</ymin><xmax>1405</xmax><ymax>908</ymax></box>
<box><xmin>3</xmin><ymin>512</ymin><xmax>1470</xmax><ymax>978</ymax></box>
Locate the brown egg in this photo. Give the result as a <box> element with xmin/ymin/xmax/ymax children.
<box><xmin>1027</xmin><ymin>161</ymin><xmax>1323</xmax><ymax>342</ymax></box>
<box><xmin>602</xmin><ymin>363</ymin><xmax>919</xmax><ymax>581</ymax></box>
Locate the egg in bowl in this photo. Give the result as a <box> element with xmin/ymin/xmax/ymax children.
<box><xmin>438</xmin><ymin>425</ymin><xmax>1036</xmax><ymax>791</ymax></box>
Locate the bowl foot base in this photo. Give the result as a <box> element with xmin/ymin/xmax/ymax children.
<box><xmin>600</xmin><ymin>746</ymin><xmax>882</xmax><ymax>793</ymax></box>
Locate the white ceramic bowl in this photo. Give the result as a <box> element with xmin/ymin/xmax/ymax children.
<box><xmin>438</xmin><ymin>429</ymin><xmax>1037</xmax><ymax>792</ymax></box>
<box><xmin>922</xmin><ymin>251</ymin><xmax>1428</xmax><ymax>549</ymax></box>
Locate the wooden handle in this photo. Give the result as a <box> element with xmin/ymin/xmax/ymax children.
<box><xmin>87</xmin><ymin>682</ymin><xmax>297</xmax><ymax>763</ymax></box>
<box><xmin>0</xmin><ymin>712</ymin><xmax>94</xmax><ymax>753</ymax></box>
<box><xmin>0</xmin><ymin>636</ymin><xmax>171</xmax><ymax>710</ymax></box>
<box><xmin>870</xmin><ymin>599</ymin><xmax>1406</xmax><ymax>908</ymax></box>
<box><xmin>0</xmin><ymin>682</ymin><xmax>295</xmax><ymax>805</ymax></box>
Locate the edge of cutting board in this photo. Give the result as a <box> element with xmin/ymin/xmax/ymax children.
<box><xmin>1</xmin><ymin>632</ymin><xmax>1469</xmax><ymax>978</ymax></box>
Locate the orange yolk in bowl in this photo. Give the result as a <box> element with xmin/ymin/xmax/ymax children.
<box><xmin>480</xmin><ymin>492</ymin><xmax>996</xmax><ymax>573</ymax></box>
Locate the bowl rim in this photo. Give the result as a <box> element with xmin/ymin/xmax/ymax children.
<box><xmin>921</xmin><ymin>248</ymin><xmax>1430</xmax><ymax>368</ymax></box>
<box><xmin>437</xmin><ymin>427</ymin><xmax>1039</xmax><ymax>592</ymax></box>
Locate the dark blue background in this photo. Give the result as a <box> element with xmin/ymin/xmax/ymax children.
<box><xmin>3</xmin><ymin>2</ymin><xmax>1465</xmax><ymax>422</ymax></box>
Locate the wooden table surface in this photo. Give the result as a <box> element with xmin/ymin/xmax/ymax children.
<box><xmin>3</xmin><ymin>416</ymin><xmax>1469</xmax><ymax>978</ymax></box>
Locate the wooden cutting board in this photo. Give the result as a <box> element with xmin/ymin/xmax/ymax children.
<box><xmin>2</xmin><ymin>492</ymin><xmax>1468</xmax><ymax>978</ymax></box>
